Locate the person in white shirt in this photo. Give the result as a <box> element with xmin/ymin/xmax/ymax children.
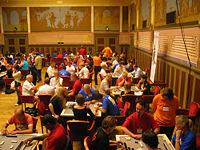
<box><xmin>112</xmin><ymin>56</ymin><xmax>119</xmax><ymax>66</ymax></box>
<box><xmin>132</xmin><ymin>65</ymin><xmax>143</xmax><ymax>78</ymax></box>
<box><xmin>22</xmin><ymin>74</ymin><xmax>41</xmax><ymax>96</ymax></box>
<box><xmin>78</xmin><ymin>62</ymin><xmax>89</xmax><ymax>78</ymax></box>
<box><xmin>100</xmin><ymin>62</ymin><xmax>107</xmax><ymax>79</ymax></box>
<box><xmin>36</xmin><ymin>78</ymin><xmax>55</xmax><ymax>95</ymax></box>
<box><xmin>66</xmin><ymin>61</ymin><xmax>75</xmax><ymax>73</ymax></box>
<box><xmin>114</xmin><ymin>61</ymin><xmax>124</xmax><ymax>76</ymax></box>
<box><xmin>47</xmin><ymin>62</ymin><xmax>55</xmax><ymax>78</ymax></box>
<box><xmin>50</xmin><ymin>71</ymin><xmax>63</xmax><ymax>88</ymax></box>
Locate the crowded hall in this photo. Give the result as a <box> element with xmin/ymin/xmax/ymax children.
<box><xmin>0</xmin><ymin>0</ymin><xmax>200</xmax><ymax>150</ymax></box>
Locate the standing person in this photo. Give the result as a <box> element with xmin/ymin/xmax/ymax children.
<box><xmin>172</xmin><ymin>115</ymin><xmax>196</xmax><ymax>150</ymax></box>
<box><xmin>102</xmin><ymin>47</ymin><xmax>112</xmax><ymax>58</ymax></box>
<box><xmin>34</xmin><ymin>52</ymin><xmax>42</xmax><ymax>82</ymax></box>
<box><xmin>93</xmin><ymin>53</ymin><xmax>102</xmax><ymax>85</ymax></box>
<box><xmin>13</xmin><ymin>65</ymin><xmax>22</xmax><ymax>105</ymax></box>
<box><xmin>79</xmin><ymin>47</ymin><xmax>87</xmax><ymax>57</ymax></box>
<box><xmin>152</xmin><ymin>87</ymin><xmax>179</xmax><ymax>140</ymax></box>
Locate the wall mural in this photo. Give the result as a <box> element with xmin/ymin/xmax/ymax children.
<box><xmin>130</xmin><ymin>4</ymin><xmax>136</xmax><ymax>31</ymax></box>
<box><xmin>140</xmin><ymin>0</ymin><xmax>150</xmax><ymax>29</ymax></box>
<box><xmin>155</xmin><ymin>0</ymin><xmax>200</xmax><ymax>26</ymax></box>
<box><xmin>30</xmin><ymin>7</ymin><xmax>91</xmax><ymax>31</ymax></box>
<box><xmin>2</xmin><ymin>7</ymin><xmax>27</xmax><ymax>32</ymax></box>
<box><xmin>94</xmin><ymin>6</ymin><xmax>120</xmax><ymax>31</ymax></box>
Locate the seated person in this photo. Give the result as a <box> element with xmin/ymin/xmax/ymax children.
<box><xmin>2</xmin><ymin>108</ymin><xmax>33</xmax><ymax>135</ymax></box>
<box><xmin>59</xmin><ymin>63</ymin><xmax>71</xmax><ymax>77</ymax></box>
<box><xmin>0</xmin><ymin>62</ymin><xmax>6</xmax><ymax>73</ymax></box>
<box><xmin>172</xmin><ymin>115</ymin><xmax>196</xmax><ymax>150</ymax></box>
<box><xmin>121</xmin><ymin>100</ymin><xmax>160</xmax><ymax>139</ymax></box>
<box><xmin>96</xmin><ymin>90</ymin><xmax>120</xmax><ymax>116</ymax></box>
<box><xmin>67</xmin><ymin>73</ymin><xmax>82</xmax><ymax>97</ymax></box>
<box><xmin>114</xmin><ymin>61</ymin><xmax>124</xmax><ymax>76</ymax></box>
<box><xmin>77</xmin><ymin>62</ymin><xmax>89</xmax><ymax>78</ymax></box>
<box><xmin>100</xmin><ymin>62</ymin><xmax>107</xmax><ymax>79</ymax></box>
<box><xmin>66</xmin><ymin>61</ymin><xmax>75</xmax><ymax>73</ymax></box>
<box><xmin>46</xmin><ymin>62</ymin><xmax>56</xmax><ymax>78</ymax></box>
<box><xmin>91</xmin><ymin>116</ymin><xmax>123</xmax><ymax>150</ymax></box>
<box><xmin>142</xmin><ymin>130</ymin><xmax>159</xmax><ymax>150</ymax></box>
<box><xmin>135</xmin><ymin>75</ymin><xmax>151</xmax><ymax>95</ymax></box>
<box><xmin>6</xmin><ymin>64</ymin><xmax>13</xmax><ymax>78</ymax></box>
<box><xmin>99</xmin><ymin>73</ymin><xmax>117</xmax><ymax>96</ymax></box>
<box><xmin>19</xmin><ymin>57</ymin><xmax>29</xmax><ymax>70</ymax></box>
<box><xmin>36</xmin><ymin>78</ymin><xmax>55</xmax><ymax>95</ymax></box>
<box><xmin>121</xmin><ymin>83</ymin><xmax>134</xmax><ymax>95</ymax></box>
<box><xmin>24</xmin><ymin>114</ymin><xmax>72</xmax><ymax>150</ymax></box>
<box><xmin>116</xmin><ymin>71</ymin><xmax>131</xmax><ymax>87</ymax></box>
<box><xmin>50</xmin><ymin>70</ymin><xmax>63</xmax><ymax>88</ymax></box>
<box><xmin>132</xmin><ymin>65</ymin><xmax>143</xmax><ymax>78</ymax></box>
<box><xmin>72</xmin><ymin>94</ymin><xmax>96</xmax><ymax>121</ymax></box>
<box><xmin>78</xmin><ymin>84</ymin><xmax>96</xmax><ymax>104</ymax></box>
<box><xmin>22</xmin><ymin>74</ymin><xmax>41</xmax><ymax>95</ymax></box>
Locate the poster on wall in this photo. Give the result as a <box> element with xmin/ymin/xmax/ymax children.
<box><xmin>150</xmin><ymin>31</ymin><xmax>159</xmax><ymax>83</ymax></box>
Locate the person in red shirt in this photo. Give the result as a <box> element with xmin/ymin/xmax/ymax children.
<box><xmin>121</xmin><ymin>100</ymin><xmax>160</xmax><ymax>139</ymax></box>
<box><xmin>57</xmin><ymin>53</ymin><xmax>64</xmax><ymax>59</ymax></box>
<box><xmin>24</xmin><ymin>114</ymin><xmax>72</xmax><ymax>150</ymax></box>
<box><xmin>79</xmin><ymin>47</ymin><xmax>87</xmax><ymax>56</ymax></box>
<box><xmin>116</xmin><ymin>71</ymin><xmax>131</xmax><ymax>86</ymax></box>
<box><xmin>67</xmin><ymin>73</ymin><xmax>82</xmax><ymax>96</ymax></box>
<box><xmin>2</xmin><ymin>108</ymin><xmax>33</xmax><ymax>135</ymax></box>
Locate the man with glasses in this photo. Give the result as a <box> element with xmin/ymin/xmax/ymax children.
<box><xmin>121</xmin><ymin>100</ymin><xmax>160</xmax><ymax>139</ymax></box>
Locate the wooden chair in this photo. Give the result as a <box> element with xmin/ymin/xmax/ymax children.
<box><xmin>84</xmin><ymin>136</ymin><xmax>92</xmax><ymax>150</ymax></box>
<box><xmin>38</xmin><ymin>94</ymin><xmax>52</xmax><ymax>115</ymax></box>
<box><xmin>80</xmin><ymin>78</ymin><xmax>90</xmax><ymax>85</ymax></box>
<box><xmin>196</xmin><ymin>134</ymin><xmax>200</xmax><ymax>150</ymax></box>
<box><xmin>40</xmin><ymin>115</ymin><xmax>48</xmax><ymax>134</ymax></box>
<box><xmin>4</xmin><ymin>78</ymin><xmax>14</xmax><ymax>89</ymax></box>
<box><xmin>21</xmin><ymin>69</ymin><xmax>28</xmax><ymax>80</ymax></box>
<box><xmin>32</xmin><ymin>116</ymin><xmax>38</xmax><ymax>133</ymax></box>
<box><xmin>112</xmin><ymin>115</ymin><xmax>126</xmax><ymax>126</ymax></box>
<box><xmin>67</xmin><ymin>120</ymin><xmax>90</xmax><ymax>142</ymax></box>
<box><xmin>176</xmin><ymin>108</ymin><xmax>189</xmax><ymax>116</ymax></box>
<box><xmin>142</xmin><ymin>95</ymin><xmax>154</xmax><ymax>112</ymax></box>
<box><xmin>122</xmin><ymin>94</ymin><xmax>141</xmax><ymax>117</ymax></box>
<box><xmin>189</xmin><ymin>102</ymin><xmax>200</xmax><ymax>117</ymax></box>
<box><xmin>132</xmin><ymin>78</ymin><xmax>140</xmax><ymax>84</ymax></box>
<box><xmin>61</xmin><ymin>76</ymin><xmax>71</xmax><ymax>87</ymax></box>
<box><xmin>21</xmin><ymin>95</ymin><xmax>35</xmax><ymax>111</ymax></box>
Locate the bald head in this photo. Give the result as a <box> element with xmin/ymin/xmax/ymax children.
<box><xmin>84</xmin><ymin>84</ymin><xmax>91</xmax><ymax>94</ymax></box>
<box><xmin>15</xmin><ymin>108</ymin><xmax>25</xmax><ymax>121</ymax></box>
<box><xmin>26</xmin><ymin>74</ymin><xmax>33</xmax><ymax>82</ymax></box>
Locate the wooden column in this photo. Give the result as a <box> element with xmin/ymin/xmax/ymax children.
<box><xmin>0</xmin><ymin>7</ymin><xmax>4</xmax><ymax>33</ymax></box>
<box><xmin>136</xmin><ymin>0</ymin><xmax>140</xmax><ymax>30</ymax></box>
<box><xmin>27</xmin><ymin>7</ymin><xmax>31</xmax><ymax>33</ymax></box>
<box><xmin>91</xmin><ymin>6</ymin><xmax>94</xmax><ymax>32</ymax></box>
<box><xmin>120</xmin><ymin>6</ymin><xmax>122</xmax><ymax>32</ymax></box>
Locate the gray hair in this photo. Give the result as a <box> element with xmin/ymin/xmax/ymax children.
<box><xmin>26</xmin><ymin>74</ymin><xmax>32</xmax><ymax>80</ymax></box>
<box><xmin>176</xmin><ymin>115</ymin><xmax>189</xmax><ymax>128</ymax></box>
<box><xmin>84</xmin><ymin>84</ymin><xmax>90</xmax><ymax>89</ymax></box>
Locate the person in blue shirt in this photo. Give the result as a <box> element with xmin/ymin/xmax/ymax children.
<box><xmin>59</xmin><ymin>63</ymin><xmax>71</xmax><ymax>77</ymax></box>
<box><xmin>20</xmin><ymin>57</ymin><xmax>29</xmax><ymax>70</ymax></box>
<box><xmin>172</xmin><ymin>115</ymin><xmax>196</xmax><ymax>150</ymax></box>
<box><xmin>96</xmin><ymin>90</ymin><xmax>120</xmax><ymax>117</ymax></box>
<box><xmin>78</xmin><ymin>84</ymin><xmax>96</xmax><ymax>104</ymax></box>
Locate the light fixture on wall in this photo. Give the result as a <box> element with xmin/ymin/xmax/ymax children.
<box><xmin>105</xmin><ymin>26</ymin><xmax>109</xmax><ymax>31</ymax></box>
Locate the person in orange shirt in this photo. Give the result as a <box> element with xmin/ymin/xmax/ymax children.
<box><xmin>93</xmin><ymin>53</ymin><xmax>102</xmax><ymax>85</ymax></box>
<box><xmin>102</xmin><ymin>47</ymin><xmax>112</xmax><ymax>58</ymax></box>
<box><xmin>152</xmin><ymin>87</ymin><xmax>179</xmax><ymax>140</ymax></box>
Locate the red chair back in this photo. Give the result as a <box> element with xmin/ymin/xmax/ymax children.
<box><xmin>154</xmin><ymin>86</ymin><xmax>161</xmax><ymax>96</ymax></box>
<box><xmin>61</xmin><ymin>76</ymin><xmax>71</xmax><ymax>87</ymax></box>
<box><xmin>38</xmin><ymin>94</ymin><xmax>52</xmax><ymax>115</ymax></box>
<box><xmin>21</xmin><ymin>95</ymin><xmax>35</xmax><ymax>110</ymax></box>
<box><xmin>67</xmin><ymin>120</ymin><xmax>89</xmax><ymax>141</ymax></box>
<box><xmin>18</xmin><ymin>86</ymin><xmax>22</xmax><ymax>95</ymax></box>
<box><xmin>189</xmin><ymin>102</ymin><xmax>200</xmax><ymax>117</ymax></box>
<box><xmin>132</xmin><ymin>78</ymin><xmax>140</xmax><ymax>84</ymax></box>
<box><xmin>80</xmin><ymin>78</ymin><xmax>90</xmax><ymax>85</ymax></box>
<box><xmin>197</xmin><ymin>134</ymin><xmax>200</xmax><ymax>150</ymax></box>
<box><xmin>142</xmin><ymin>95</ymin><xmax>154</xmax><ymax>104</ymax></box>
<box><xmin>4</xmin><ymin>78</ymin><xmax>14</xmax><ymax>86</ymax></box>
<box><xmin>84</xmin><ymin>136</ymin><xmax>92</xmax><ymax>150</ymax></box>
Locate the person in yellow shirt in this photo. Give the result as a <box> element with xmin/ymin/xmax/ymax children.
<box><xmin>152</xmin><ymin>87</ymin><xmax>179</xmax><ymax>140</ymax></box>
<box><xmin>102</xmin><ymin>47</ymin><xmax>112</xmax><ymax>58</ymax></box>
<box><xmin>93</xmin><ymin>53</ymin><xmax>102</xmax><ymax>85</ymax></box>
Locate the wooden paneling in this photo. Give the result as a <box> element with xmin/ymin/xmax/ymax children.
<box><xmin>175</xmin><ymin>69</ymin><xmax>180</xmax><ymax>96</ymax></box>
<box><xmin>194</xmin><ymin>78</ymin><xmax>200</xmax><ymax>102</ymax></box>
<box><xmin>187</xmin><ymin>75</ymin><xmax>194</xmax><ymax>107</ymax></box>
<box><xmin>170</xmin><ymin>67</ymin><xmax>174</xmax><ymax>89</ymax></box>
